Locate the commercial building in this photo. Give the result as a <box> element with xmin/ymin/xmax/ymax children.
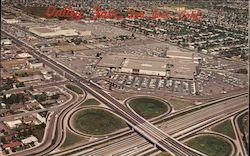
<box><xmin>166</xmin><ymin>50</ymin><xmax>201</xmax><ymax>64</ymax></box>
<box><xmin>29</xmin><ymin>26</ymin><xmax>78</xmax><ymax>38</ymax></box>
<box><xmin>120</xmin><ymin>58</ymin><xmax>167</xmax><ymax>76</ymax></box>
<box><xmin>97</xmin><ymin>54</ymin><xmax>199</xmax><ymax>80</ymax></box>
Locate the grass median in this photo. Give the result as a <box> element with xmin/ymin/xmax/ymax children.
<box><xmin>81</xmin><ymin>99</ymin><xmax>100</xmax><ymax>106</ymax></box>
<box><xmin>61</xmin><ymin>130</ymin><xmax>88</xmax><ymax>148</ymax></box>
<box><xmin>211</xmin><ymin>120</ymin><xmax>236</xmax><ymax>139</ymax></box>
<box><xmin>66</xmin><ymin>84</ymin><xmax>83</xmax><ymax>94</ymax></box>
<box><xmin>185</xmin><ymin>135</ymin><xmax>233</xmax><ymax>156</ymax></box>
<box><xmin>72</xmin><ymin>109</ymin><xmax>127</xmax><ymax>135</ymax></box>
<box><xmin>128</xmin><ymin>97</ymin><xmax>169</xmax><ymax>119</ymax></box>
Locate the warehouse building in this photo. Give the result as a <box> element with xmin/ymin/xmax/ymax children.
<box><xmin>29</xmin><ymin>26</ymin><xmax>78</xmax><ymax>38</ymax></box>
<box><xmin>120</xmin><ymin>58</ymin><xmax>167</xmax><ymax>76</ymax></box>
<box><xmin>97</xmin><ymin>53</ymin><xmax>199</xmax><ymax>80</ymax></box>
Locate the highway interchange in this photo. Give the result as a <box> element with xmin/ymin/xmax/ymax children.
<box><xmin>49</xmin><ymin>93</ymin><xmax>248</xmax><ymax>156</ymax></box>
<box><xmin>2</xmin><ymin>29</ymin><xmax>248</xmax><ymax>156</ymax></box>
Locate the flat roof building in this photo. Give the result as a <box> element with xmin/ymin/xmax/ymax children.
<box><xmin>121</xmin><ymin>58</ymin><xmax>167</xmax><ymax>76</ymax></box>
<box><xmin>21</xmin><ymin>135</ymin><xmax>38</xmax><ymax>145</ymax></box>
<box><xmin>97</xmin><ymin>54</ymin><xmax>199</xmax><ymax>80</ymax></box>
<box><xmin>4</xmin><ymin>120</ymin><xmax>22</xmax><ymax>129</ymax></box>
<box><xmin>29</xmin><ymin>26</ymin><xmax>78</xmax><ymax>38</ymax></box>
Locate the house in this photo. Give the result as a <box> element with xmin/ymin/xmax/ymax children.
<box><xmin>22</xmin><ymin>116</ymin><xmax>37</xmax><ymax>125</ymax></box>
<box><xmin>1</xmin><ymin>39</ymin><xmax>12</xmax><ymax>45</ymax></box>
<box><xmin>2</xmin><ymin>141</ymin><xmax>22</xmax><ymax>149</ymax></box>
<box><xmin>16</xmin><ymin>75</ymin><xmax>43</xmax><ymax>83</ymax></box>
<box><xmin>16</xmin><ymin>53</ymin><xmax>33</xmax><ymax>59</ymax></box>
<box><xmin>25</xmin><ymin>101</ymin><xmax>40</xmax><ymax>110</ymax></box>
<box><xmin>11</xmin><ymin>104</ymin><xmax>26</xmax><ymax>112</ymax></box>
<box><xmin>4</xmin><ymin>120</ymin><xmax>22</xmax><ymax>129</ymax></box>
<box><xmin>43</xmin><ymin>74</ymin><xmax>52</xmax><ymax>80</ymax></box>
<box><xmin>1</xmin><ymin>103</ymin><xmax>6</xmax><ymax>109</ymax></box>
<box><xmin>1</xmin><ymin>59</ymin><xmax>27</xmax><ymax>69</ymax></box>
<box><xmin>0</xmin><ymin>123</ymin><xmax>10</xmax><ymax>134</ymax></box>
<box><xmin>21</xmin><ymin>135</ymin><xmax>38</xmax><ymax>145</ymax></box>
<box><xmin>28</xmin><ymin>60</ymin><xmax>43</xmax><ymax>69</ymax></box>
<box><xmin>0</xmin><ymin>71</ymin><xmax>13</xmax><ymax>80</ymax></box>
<box><xmin>2</xmin><ymin>18</ymin><xmax>19</xmax><ymax>24</ymax></box>
<box><xmin>35</xmin><ymin>113</ymin><xmax>46</xmax><ymax>124</ymax></box>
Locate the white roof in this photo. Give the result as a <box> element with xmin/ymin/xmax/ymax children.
<box><xmin>5</xmin><ymin>120</ymin><xmax>22</xmax><ymax>128</ymax></box>
<box><xmin>1</xmin><ymin>39</ymin><xmax>12</xmax><ymax>45</ymax></box>
<box><xmin>16</xmin><ymin>53</ymin><xmax>32</xmax><ymax>58</ymax></box>
<box><xmin>21</xmin><ymin>135</ymin><xmax>38</xmax><ymax>144</ymax></box>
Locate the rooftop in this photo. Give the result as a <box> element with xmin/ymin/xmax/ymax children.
<box><xmin>1</xmin><ymin>59</ymin><xmax>27</xmax><ymax>68</ymax></box>
<box><xmin>3</xmin><ymin>141</ymin><xmax>22</xmax><ymax>149</ymax></box>
<box><xmin>97</xmin><ymin>54</ymin><xmax>125</xmax><ymax>68</ymax></box>
<box><xmin>122</xmin><ymin>58</ymin><xmax>167</xmax><ymax>72</ymax></box>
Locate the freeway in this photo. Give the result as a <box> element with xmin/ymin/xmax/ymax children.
<box><xmin>233</xmin><ymin>110</ymin><xmax>249</xmax><ymax>156</ymax></box>
<box><xmin>2</xmin><ymin>29</ymin><xmax>205</xmax><ymax>156</ymax></box>
<box><xmin>51</xmin><ymin>92</ymin><xmax>246</xmax><ymax>156</ymax></box>
<box><xmin>32</xmin><ymin>91</ymin><xmax>86</xmax><ymax>156</ymax></box>
<box><xmin>55</xmin><ymin>94</ymin><xmax>248</xmax><ymax>156</ymax></box>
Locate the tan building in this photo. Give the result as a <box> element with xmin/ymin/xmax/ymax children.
<box><xmin>29</xmin><ymin>26</ymin><xmax>78</xmax><ymax>38</ymax></box>
<box><xmin>97</xmin><ymin>54</ymin><xmax>199</xmax><ymax>80</ymax></box>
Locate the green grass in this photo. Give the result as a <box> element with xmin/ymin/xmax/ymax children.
<box><xmin>32</xmin><ymin>124</ymin><xmax>46</xmax><ymax>142</ymax></box>
<box><xmin>212</xmin><ymin>120</ymin><xmax>236</xmax><ymax>139</ymax></box>
<box><xmin>185</xmin><ymin>135</ymin><xmax>233</xmax><ymax>156</ymax></box>
<box><xmin>168</xmin><ymin>98</ymin><xmax>195</xmax><ymax>110</ymax></box>
<box><xmin>15</xmin><ymin>70</ymin><xmax>34</xmax><ymax>77</ymax></box>
<box><xmin>61</xmin><ymin>130</ymin><xmax>87</xmax><ymax>148</ymax></box>
<box><xmin>237</xmin><ymin>113</ymin><xmax>249</xmax><ymax>153</ymax></box>
<box><xmin>66</xmin><ymin>84</ymin><xmax>83</xmax><ymax>94</ymax></box>
<box><xmin>73</xmin><ymin>109</ymin><xmax>127</xmax><ymax>135</ymax></box>
<box><xmin>128</xmin><ymin>97</ymin><xmax>168</xmax><ymax>119</ymax></box>
<box><xmin>81</xmin><ymin>99</ymin><xmax>100</xmax><ymax>106</ymax></box>
<box><xmin>110</xmin><ymin>92</ymin><xmax>134</xmax><ymax>101</ymax></box>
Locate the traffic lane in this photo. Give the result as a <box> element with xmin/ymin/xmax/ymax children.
<box><xmin>58</xmin><ymin>95</ymin><xmax>248</xmax><ymax>156</ymax></box>
<box><xmin>163</xmin><ymin>96</ymin><xmax>248</xmax><ymax>134</ymax></box>
<box><xmin>12</xmin><ymin>89</ymin><xmax>78</xmax><ymax>156</ymax></box>
<box><xmin>38</xmin><ymin>95</ymin><xmax>86</xmax><ymax>156</ymax></box>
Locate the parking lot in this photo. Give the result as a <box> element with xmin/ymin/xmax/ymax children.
<box><xmin>100</xmin><ymin>73</ymin><xmax>196</xmax><ymax>95</ymax></box>
<box><xmin>196</xmin><ymin>69</ymin><xmax>247</xmax><ymax>96</ymax></box>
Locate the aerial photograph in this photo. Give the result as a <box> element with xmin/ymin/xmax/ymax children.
<box><xmin>0</xmin><ymin>0</ymin><xmax>249</xmax><ymax>156</ymax></box>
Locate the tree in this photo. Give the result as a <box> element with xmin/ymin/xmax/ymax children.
<box><xmin>96</xmin><ymin>53</ymin><xmax>101</xmax><ymax>57</ymax></box>
<box><xmin>197</xmin><ymin>46</ymin><xmax>202</xmax><ymax>52</ymax></box>
<box><xmin>51</xmin><ymin>94</ymin><xmax>60</xmax><ymax>100</ymax></box>
<box><xmin>35</xmin><ymin>93</ymin><xmax>47</xmax><ymax>102</ymax></box>
<box><xmin>29</xmin><ymin>86</ymin><xmax>34</xmax><ymax>91</ymax></box>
